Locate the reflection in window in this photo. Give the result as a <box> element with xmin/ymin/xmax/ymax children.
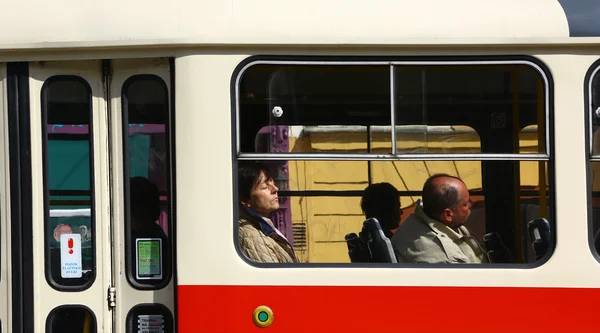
<box><xmin>46</xmin><ymin>306</ymin><xmax>96</xmax><ymax>333</ymax></box>
<box><xmin>122</xmin><ymin>75</ymin><xmax>172</xmax><ymax>288</ymax></box>
<box><xmin>42</xmin><ymin>77</ymin><xmax>95</xmax><ymax>288</ymax></box>
<box><xmin>237</xmin><ymin>61</ymin><xmax>553</xmax><ymax>266</ymax></box>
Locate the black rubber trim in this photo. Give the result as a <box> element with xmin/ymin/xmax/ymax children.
<box><xmin>230</xmin><ymin>54</ymin><xmax>556</xmax><ymax>269</ymax></box>
<box><xmin>8</xmin><ymin>62</ymin><xmax>33</xmax><ymax>333</ymax></box>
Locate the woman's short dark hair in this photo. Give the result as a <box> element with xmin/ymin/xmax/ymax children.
<box><xmin>238</xmin><ymin>162</ymin><xmax>273</xmax><ymax>200</ymax></box>
<box><xmin>360</xmin><ymin>182</ymin><xmax>402</xmax><ymax>230</ymax></box>
<box><xmin>421</xmin><ymin>173</ymin><xmax>462</xmax><ymax>218</ymax></box>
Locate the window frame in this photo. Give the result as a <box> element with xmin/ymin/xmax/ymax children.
<box><xmin>41</xmin><ymin>75</ymin><xmax>96</xmax><ymax>291</ymax></box>
<box><xmin>585</xmin><ymin>58</ymin><xmax>600</xmax><ymax>261</ymax></box>
<box><xmin>121</xmin><ymin>74</ymin><xmax>173</xmax><ymax>290</ymax></box>
<box><xmin>232</xmin><ymin>55</ymin><xmax>555</xmax><ymax>269</ymax></box>
<box><xmin>45</xmin><ymin>304</ymin><xmax>97</xmax><ymax>333</ymax></box>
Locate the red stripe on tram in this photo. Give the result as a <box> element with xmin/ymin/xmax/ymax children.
<box><xmin>178</xmin><ymin>285</ymin><xmax>600</xmax><ymax>333</ymax></box>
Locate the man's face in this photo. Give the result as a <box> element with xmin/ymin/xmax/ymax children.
<box><xmin>450</xmin><ymin>181</ymin><xmax>472</xmax><ymax>227</ymax></box>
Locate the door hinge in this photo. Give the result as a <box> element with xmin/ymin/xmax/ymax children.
<box><xmin>107</xmin><ymin>287</ymin><xmax>116</xmax><ymax>309</ymax></box>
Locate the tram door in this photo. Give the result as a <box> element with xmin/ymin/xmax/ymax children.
<box><xmin>28</xmin><ymin>59</ymin><xmax>175</xmax><ymax>333</ymax></box>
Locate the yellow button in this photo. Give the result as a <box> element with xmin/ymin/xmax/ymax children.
<box><xmin>252</xmin><ymin>305</ymin><xmax>274</xmax><ymax>328</ymax></box>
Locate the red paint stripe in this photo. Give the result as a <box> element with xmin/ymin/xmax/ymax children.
<box><xmin>178</xmin><ymin>285</ymin><xmax>599</xmax><ymax>333</ymax></box>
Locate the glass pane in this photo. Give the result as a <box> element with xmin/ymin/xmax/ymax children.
<box><xmin>237</xmin><ymin>160</ymin><xmax>370</xmax><ymax>263</ymax></box>
<box><xmin>239</xmin><ymin>65</ymin><xmax>391</xmax><ymax>154</ymax></box>
<box><xmin>43</xmin><ymin>78</ymin><xmax>94</xmax><ymax>288</ymax></box>
<box><xmin>371</xmin><ymin>160</ymin><xmax>550</xmax><ymax>264</ymax></box>
<box><xmin>395</xmin><ymin>65</ymin><xmax>544</xmax><ymax>154</ymax></box>
<box><xmin>592</xmin><ymin>72</ymin><xmax>600</xmax><ymax>155</ymax></box>
<box><xmin>46</xmin><ymin>306</ymin><xmax>96</xmax><ymax>333</ymax></box>
<box><xmin>238</xmin><ymin>159</ymin><xmax>552</xmax><ymax>264</ymax></box>
<box><xmin>123</xmin><ymin>75</ymin><xmax>171</xmax><ymax>287</ymax></box>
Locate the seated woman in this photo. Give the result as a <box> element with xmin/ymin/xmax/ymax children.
<box><xmin>238</xmin><ymin>162</ymin><xmax>298</xmax><ymax>263</ymax></box>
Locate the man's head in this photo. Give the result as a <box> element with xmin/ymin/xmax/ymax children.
<box><xmin>360</xmin><ymin>182</ymin><xmax>402</xmax><ymax>231</ymax></box>
<box><xmin>422</xmin><ymin>174</ymin><xmax>472</xmax><ymax>228</ymax></box>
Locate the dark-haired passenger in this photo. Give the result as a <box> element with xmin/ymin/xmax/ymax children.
<box><xmin>360</xmin><ymin>182</ymin><xmax>402</xmax><ymax>238</ymax></box>
<box><xmin>130</xmin><ymin>176</ymin><xmax>168</xmax><ymax>241</ymax></box>
<box><xmin>238</xmin><ymin>162</ymin><xmax>298</xmax><ymax>263</ymax></box>
<box><xmin>391</xmin><ymin>174</ymin><xmax>484</xmax><ymax>263</ymax></box>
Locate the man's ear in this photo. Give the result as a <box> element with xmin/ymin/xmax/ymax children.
<box><xmin>442</xmin><ymin>208</ymin><xmax>453</xmax><ymax>223</ymax></box>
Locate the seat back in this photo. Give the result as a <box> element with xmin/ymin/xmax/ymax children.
<box><xmin>345</xmin><ymin>218</ymin><xmax>397</xmax><ymax>263</ymax></box>
<box><xmin>344</xmin><ymin>232</ymin><xmax>371</xmax><ymax>263</ymax></box>
<box><xmin>483</xmin><ymin>232</ymin><xmax>512</xmax><ymax>263</ymax></box>
<box><xmin>527</xmin><ymin>218</ymin><xmax>551</xmax><ymax>261</ymax></box>
<box><xmin>362</xmin><ymin>218</ymin><xmax>398</xmax><ymax>263</ymax></box>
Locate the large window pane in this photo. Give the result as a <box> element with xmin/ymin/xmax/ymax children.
<box><xmin>240</xmin><ymin>159</ymin><xmax>550</xmax><ymax>264</ymax></box>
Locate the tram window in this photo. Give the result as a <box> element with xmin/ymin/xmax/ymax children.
<box><xmin>590</xmin><ymin>68</ymin><xmax>600</xmax><ymax>257</ymax></box>
<box><xmin>122</xmin><ymin>75</ymin><xmax>172</xmax><ymax>288</ymax></box>
<box><xmin>42</xmin><ymin>77</ymin><xmax>95</xmax><ymax>289</ymax></box>
<box><xmin>236</xmin><ymin>60</ymin><xmax>552</xmax><ymax>266</ymax></box>
<box><xmin>46</xmin><ymin>305</ymin><xmax>96</xmax><ymax>333</ymax></box>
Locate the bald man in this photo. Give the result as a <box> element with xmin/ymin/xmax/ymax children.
<box><xmin>391</xmin><ymin>174</ymin><xmax>485</xmax><ymax>264</ymax></box>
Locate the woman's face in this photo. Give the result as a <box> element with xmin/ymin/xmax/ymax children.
<box><xmin>243</xmin><ymin>171</ymin><xmax>279</xmax><ymax>217</ymax></box>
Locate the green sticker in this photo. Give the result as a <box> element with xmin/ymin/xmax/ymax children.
<box><xmin>137</xmin><ymin>240</ymin><xmax>161</xmax><ymax>277</ymax></box>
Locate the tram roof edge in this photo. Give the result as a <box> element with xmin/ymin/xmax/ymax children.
<box><xmin>3</xmin><ymin>0</ymin><xmax>600</xmax><ymax>51</ymax></box>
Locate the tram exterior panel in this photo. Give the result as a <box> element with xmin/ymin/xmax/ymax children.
<box><xmin>1</xmin><ymin>0</ymin><xmax>600</xmax><ymax>332</ymax></box>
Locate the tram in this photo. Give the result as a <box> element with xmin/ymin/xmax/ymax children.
<box><xmin>1</xmin><ymin>0</ymin><xmax>600</xmax><ymax>332</ymax></box>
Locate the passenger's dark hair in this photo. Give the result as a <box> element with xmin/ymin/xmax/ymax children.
<box><xmin>130</xmin><ymin>176</ymin><xmax>161</xmax><ymax>223</ymax></box>
<box><xmin>238</xmin><ymin>161</ymin><xmax>273</xmax><ymax>200</ymax></box>
<box><xmin>421</xmin><ymin>173</ymin><xmax>463</xmax><ymax>219</ymax></box>
<box><xmin>360</xmin><ymin>182</ymin><xmax>402</xmax><ymax>230</ymax></box>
